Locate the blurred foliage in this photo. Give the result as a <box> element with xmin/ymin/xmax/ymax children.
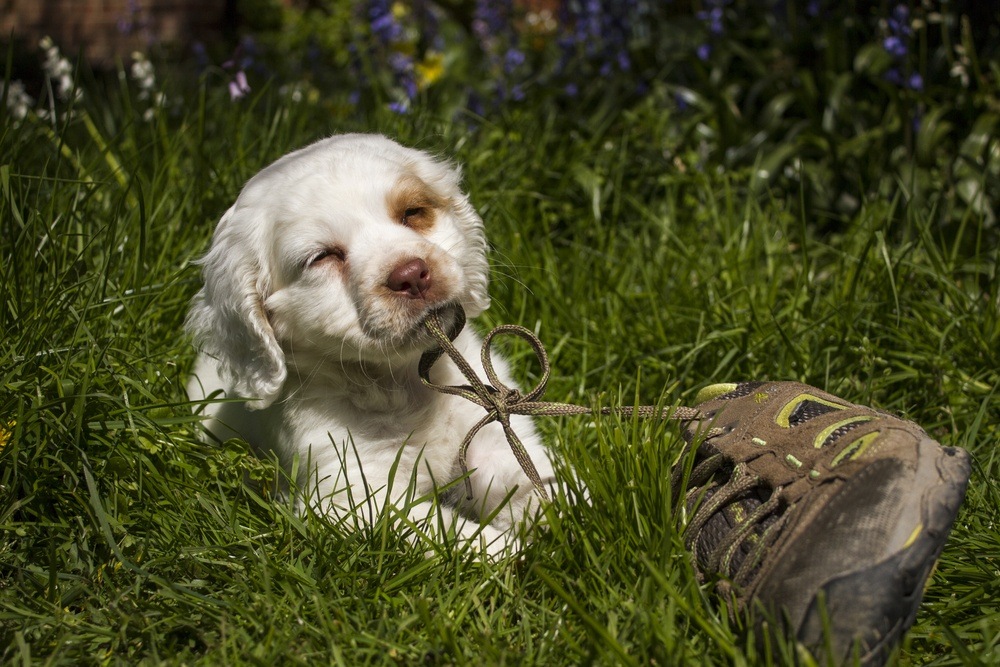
<box><xmin>2</xmin><ymin>2</ymin><xmax>997</xmax><ymax>245</ymax></box>
<box><xmin>197</xmin><ymin>0</ymin><xmax>1000</xmax><ymax>240</ymax></box>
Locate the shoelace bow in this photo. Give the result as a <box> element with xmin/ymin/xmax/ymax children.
<box><xmin>418</xmin><ymin>310</ymin><xmax>701</xmax><ymax>500</ymax></box>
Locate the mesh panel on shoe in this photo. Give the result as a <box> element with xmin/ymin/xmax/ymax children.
<box><xmin>717</xmin><ymin>382</ymin><xmax>767</xmax><ymax>401</ymax></box>
<box><xmin>788</xmin><ymin>400</ymin><xmax>842</xmax><ymax>426</ymax></box>
<box><xmin>820</xmin><ymin>418</ymin><xmax>869</xmax><ymax>448</ymax></box>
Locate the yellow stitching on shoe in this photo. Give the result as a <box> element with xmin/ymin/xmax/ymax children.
<box><xmin>903</xmin><ymin>524</ymin><xmax>923</xmax><ymax>548</ymax></box>
<box><xmin>786</xmin><ymin>454</ymin><xmax>803</xmax><ymax>468</ymax></box>
<box><xmin>752</xmin><ymin>437</ymin><xmax>767</xmax><ymax>447</ymax></box>
<box><xmin>754</xmin><ymin>392</ymin><xmax>768</xmax><ymax>403</ymax></box>
<box><xmin>830</xmin><ymin>431</ymin><xmax>881</xmax><ymax>467</ymax></box>
<box><xmin>775</xmin><ymin>393</ymin><xmax>847</xmax><ymax>427</ymax></box>
<box><xmin>813</xmin><ymin>416</ymin><xmax>873</xmax><ymax>449</ymax></box>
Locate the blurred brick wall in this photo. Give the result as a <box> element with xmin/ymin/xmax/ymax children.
<box><xmin>0</xmin><ymin>0</ymin><xmax>230</xmax><ymax>64</ymax></box>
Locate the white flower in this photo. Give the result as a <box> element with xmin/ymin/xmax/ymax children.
<box><xmin>525</xmin><ymin>9</ymin><xmax>557</xmax><ymax>34</ymax></box>
<box><xmin>127</xmin><ymin>51</ymin><xmax>166</xmax><ymax>120</ymax></box>
<box><xmin>39</xmin><ymin>36</ymin><xmax>79</xmax><ymax>102</ymax></box>
<box><xmin>130</xmin><ymin>51</ymin><xmax>157</xmax><ymax>102</ymax></box>
<box><xmin>279</xmin><ymin>83</ymin><xmax>305</xmax><ymax>103</ymax></box>
<box><xmin>131</xmin><ymin>53</ymin><xmax>155</xmax><ymax>89</ymax></box>
<box><xmin>2</xmin><ymin>80</ymin><xmax>34</xmax><ymax>120</ymax></box>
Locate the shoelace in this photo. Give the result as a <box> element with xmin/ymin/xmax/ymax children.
<box><xmin>418</xmin><ymin>308</ymin><xmax>783</xmax><ymax>594</ymax></box>
<box><xmin>672</xmin><ymin>450</ymin><xmax>789</xmax><ymax>596</ymax></box>
<box><xmin>417</xmin><ymin>309</ymin><xmax>700</xmax><ymax>500</ymax></box>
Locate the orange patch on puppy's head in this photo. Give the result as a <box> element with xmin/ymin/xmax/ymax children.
<box><xmin>386</xmin><ymin>174</ymin><xmax>444</xmax><ymax>233</ymax></box>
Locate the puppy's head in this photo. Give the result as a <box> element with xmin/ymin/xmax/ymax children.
<box><xmin>186</xmin><ymin>134</ymin><xmax>490</xmax><ymax>408</ymax></box>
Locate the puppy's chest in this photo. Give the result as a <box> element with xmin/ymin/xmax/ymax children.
<box><xmin>404</xmin><ymin>392</ymin><xmax>487</xmax><ymax>450</ymax></box>
<box><xmin>290</xmin><ymin>383</ymin><xmax>484</xmax><ymax>454</ymax></box>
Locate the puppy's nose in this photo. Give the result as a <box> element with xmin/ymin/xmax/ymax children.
<box><xmin>387</xmin><ymin>258</ymin><xmax>432</xmax><ymax>298</ymax></box>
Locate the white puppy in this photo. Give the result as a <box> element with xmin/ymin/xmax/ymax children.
<box><xmin>186</xmin><ymin>134</ymin><xmax>554</xmax><ymax>554</ymax></box>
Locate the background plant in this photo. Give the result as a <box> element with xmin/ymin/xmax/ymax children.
<box><xmin>167</xmin><ymin>0</ymin><xmax>996</xmax><ymax>237</ymax></box>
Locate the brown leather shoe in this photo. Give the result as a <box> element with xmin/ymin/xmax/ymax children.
<box><xmin>676</xmin><ymin>381</ymin><xmax>971</xmax><ymax>665</ymax></box>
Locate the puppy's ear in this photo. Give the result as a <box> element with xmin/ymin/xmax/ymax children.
<box><xmin>449</xmin><ymin>185</ymin><xmax>491</xmax><ymax>318</ymax></box>
<box><xmin>186</xmin><ymin>206</ymin><xmax>286</xmax><ymax>409</ymax></box>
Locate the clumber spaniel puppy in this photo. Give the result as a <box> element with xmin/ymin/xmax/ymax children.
<box><xmin>186</xmin><ymin>134</ymin><xmax>554</xmax><ymax>555</ymax></box>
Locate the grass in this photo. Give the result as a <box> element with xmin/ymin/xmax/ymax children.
<box><xmin>1</xmin><ymin>77</ymin><xmax>998</xmax><ymax>666</ymax></box>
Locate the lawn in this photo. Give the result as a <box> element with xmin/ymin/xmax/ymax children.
<box><xmin>2</xmin><ymin>2</ymin><xmax>999</xmax><ymax>664</ymax></box>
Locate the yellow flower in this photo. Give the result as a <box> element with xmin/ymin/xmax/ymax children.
<box><xmin>416</xmin><ymin>52</ymin><xmax>445</xmax><ymax>90</ymax></box>
<box><xmin>0</xmin><ymin>420</ymin><xmax>13</xmax><ymax>451</ymax></box>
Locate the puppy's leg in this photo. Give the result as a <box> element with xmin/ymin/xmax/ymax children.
<box><xmin>306</xmin><ymin>449</ymin><xmax>520</xmax><ymax>558</ymax></box>
<box><xmin>457</xmin><ymin>417</ymin><xmax>556</xmax><ymax>535</ymax></box>
<box><xmin>406</xmin><ymin>501</ymin><xmax>518</xmax><ymax>558</ymax></box>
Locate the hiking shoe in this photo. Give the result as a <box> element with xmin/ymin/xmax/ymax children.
<box><xmin>676</xmin><ymin>381</ymin><xmax>971</xmax><ymax>665</ymax></box>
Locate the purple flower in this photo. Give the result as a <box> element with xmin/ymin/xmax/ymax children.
<box><xmin>880</xmin><ymin>3</ymin><xmax>923</xmax><ymax>93</ymax></box>
<box><xmin>472</xmin><ymin>0</ymin><xmax>522</xmax><ymax>105</ymax></box>
<box><xmin>388</xmin><ymin>100</ymin><xmax>408</xmax><ymax>114</ymax></box>
<box><xmin>697</xmin><ymin>43</ymin><xmax>712</xmax><ymax>61</ymax></box>
<box><xmin>465</xmin><ymin>89</ymin><xmax>484</xmax><ymax>116</ymax></box>
<box><xmin>697</xmin><ymin>7</ymin><xmax>725</xmax><ymax>35</ymax></box>
<box><xmin>887</xmin><ymin>5</ymin><xmax>911</xmax><ymax>35</ymax></box>
<box><xmin>503</xmin><ymin>48</ymin><xmax>525</xmax><ymax>74</ymax></box>
<box><xmin>474</xmin><ymin>0</ymin><xmax>514</xmax><ymax>43</ymax></box>
<box><xmin>388</xmin><ymin>52</ymin><xmax>411</xmax><ymax>74</ymax></box>
<box><xmin>222</xmin><ymin>36</ymin><xmax>260</xmax><ymax>74</ymax></box>
<box><xmin>117</xmin><ymin>0</ymin><xmax>141</xmax><ymax>35</ymax></box>
<box><xmin>191</xmin><ymin>42</ymin><xmax>209</xmax><ymax>70</ymax></box>
<box><xmin>555</xmin><ymin>0</ymin><xmax>638</xmax><ymax>82</ymax></box>
<box><xmin>883</xmin><ymin>36</ymin><xmax>906</xmax><ymax>58</ymax></box>
<box><xmin>369</xmin><ymin>0</ymin><xmax>403</xmax><ymax>43</ymax></box>
<box><xmin>402</xmin><ymin>76</ymin><xmax>417</xmax><ymax>100</ymax></box>
<box><xmin>617</xmin><ymin>50</ymin><xmax>631</xmax><ymax>72</ymax></box>
<box><xmin>306</xmin><ymin>39</ymin><xmax>322</xmax><ymax>63</ymax></box>
<box><xmin>228</xmin><ymin>70</ymin><xmax>250</xmax><ymax>101</ymax></box>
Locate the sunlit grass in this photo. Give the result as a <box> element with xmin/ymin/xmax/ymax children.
<box><xmin>1</xmin><ymin>79</ymin><xmax>997</xmax><ymax>665</ymax></box>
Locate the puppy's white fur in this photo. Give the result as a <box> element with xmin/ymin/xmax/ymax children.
<box><xmin>186</xmin><ymin>134</ymin><xmax>553</xmax><ymax>554</ymax></box>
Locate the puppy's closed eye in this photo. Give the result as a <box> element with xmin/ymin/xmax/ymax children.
<box><xmin>388</xmin><ymin>176</ymin><xmax>442</xmax><ymax>233</ymax></box>
<box><xmin>401</xmin><ymin>206</ymin><xmax>430</xmax><ymax>229</ymax></box>
<box><xmin>305</xmin><ymin>246</ymin><xmax>346</xmax><ymax>268</ymax></box>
